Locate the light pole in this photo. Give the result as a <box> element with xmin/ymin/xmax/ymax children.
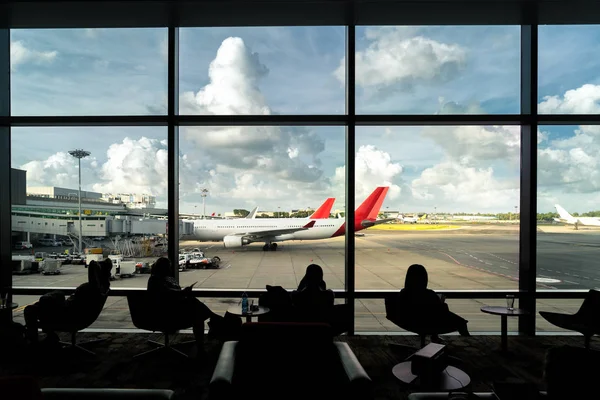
<box><xmin>200</xmin><ymin>188</ymin><xmax>209</xmax><ymax>218</ymax></box>
<box><xmin>69</xmin><ymin>149</ymin><xmax>90</xmax><ymax>253</ymax></box>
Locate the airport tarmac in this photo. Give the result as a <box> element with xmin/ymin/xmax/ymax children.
<box><xmin>10</xmin><ymin>224</ymin><xmax>596</xmax><ymax>333</ymax></box>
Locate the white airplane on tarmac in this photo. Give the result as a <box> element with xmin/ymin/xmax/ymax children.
<box><xmin>554</xmin><ymin>204</ymin><xmax>600</xmax><ymax>227</ymax></box>
<box><xmin>183</xmin><ymin>187</ymin><xmax>392</xmax><ymax>251</ymax></box>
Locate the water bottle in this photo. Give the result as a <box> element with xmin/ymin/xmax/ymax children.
<box><xmin>241</xmin><ymin>292</ymin><xmax>248</xmax><ymax>314</ymax></box>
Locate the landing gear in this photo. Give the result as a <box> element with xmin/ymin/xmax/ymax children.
<box><xmin>263</xmin><ymin>243</ymin><xmax>278</xmax><ymax>251</ymax></box>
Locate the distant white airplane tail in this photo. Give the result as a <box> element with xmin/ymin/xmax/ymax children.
<box><xmin>554</xmin><ymin>204</ymin><xmax>577</xmax><ymax>222</ymax></box>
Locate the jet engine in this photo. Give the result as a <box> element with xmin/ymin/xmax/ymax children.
<box><xmin>223</xmin><ymin>235</ymin><xmax>251</xmax><ymax>248</ymax></box>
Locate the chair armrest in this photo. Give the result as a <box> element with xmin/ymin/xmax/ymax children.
<box><xmin>334</xmin><ymin>342</ymin><xmax>373</xmax><ymax>399</ymax></box>
<box><xmin>41</xmin><ymin>388</ymin><xmax>174</xmax><ymax>399</ymax></box>
<box><xmin>209</xmin><ymin>341</ymin><xmax>238</xmax><ymax>400</ymax></box>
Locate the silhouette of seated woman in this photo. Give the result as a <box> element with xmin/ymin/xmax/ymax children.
<box><xmin>390</xmin><ymin>264</ymin><xmax>470</xmax><ymax>343</ymax></box>
<box><xmin>25</xmin><ymin>259</ymin><xmax>112</xmax><ymax>344</ymax></box>
<box><xmin>292</xmin><ymin>264</ymin><xmax>335</xmax><ymax>321</ymax></box>
<box><xmin>147</xmin><ymin>257</ymin><xmax>217</xmax><ymax>347</ymax></box>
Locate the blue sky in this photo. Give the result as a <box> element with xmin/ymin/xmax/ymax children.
<box><xmin>9</xmin><ymin>26</ymin><xmax>600</xmax><ymax>214</ymax></box>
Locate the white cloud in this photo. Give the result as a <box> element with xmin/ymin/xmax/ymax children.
<box><xmin>20</xmin><ymin>137</ymin><xmax>183</xmax><ymax>204</ymax></box>
<box><xmin>180</xmin><ymin>37</ymin><xmax>270</xmax><ymax>115</ymax></box>
<box><xmin>334</xmin><ymin>27</ymin><xmax>466</xmax><ymax>90</ymax></box>
<box><xmin>92</xmin><ymin>137</ymin><xmax>169</xmax><ymax>196</ymax></box>
<box><xmin>539</xmin><ymin>84</ymin><xmax>600</xmax><ymax>114</ymax></box>
<box><xmin>20</xmin><ymin>151</ymin><xmax>98</xmax><ymax>189</ymax></box>
<box><xmin>10</xmin><ymin>40</ymin><xmax>58</xmax><ymax>71</ymax></box>
<box><xmin>411</xmin><ymin>161</ymin><xmax>519</xmax><ymax>210</ymax></box>
<box><xmin>332</xmin><ymin>145</ymin><xmax>403</xmax><ymax>201</ymax></box>
<box><xmin>421</xmin><ymin>125</ymin><xmax>520</xmax><ymax>164</ymax></box>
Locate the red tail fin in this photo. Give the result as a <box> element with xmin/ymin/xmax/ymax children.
<box><xmin>355</xmin><ymin>187</ymin><xmax>387</xmax><ymax>220</ymax></box>
<box><xmin>309</xmin><ymin>198</ymin><xmax>335</xmax><ymax>219</ymax></box>
<box><xmin>367</xmin><ymin>187</ymin><xmax>389</xmax><ymax>220</ymax></box>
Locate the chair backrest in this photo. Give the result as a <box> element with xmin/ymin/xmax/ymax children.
<box><xmin>126</xmin><ymin>292</ymin><xmax>190</xmax><ymax>333</ymax></box>
<box><xmin>575</xmin><ymin>289</ymin><xmax>600</xmax><ymax>322</ymax></box>
<box><xmin>41</xmin><ymin>290</ymin><xmax>109</xmax><ymax>333</ymax></box>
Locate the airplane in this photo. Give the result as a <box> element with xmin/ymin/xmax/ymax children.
<box><xmin>554</xmin><ymin>204</ymin><xmax>600</xmax><ymax>227</ymax></box>
<box><xmin>184</xmin><ymin>187</ymin><xmax>391</xmax><ymax>251</ymax></box>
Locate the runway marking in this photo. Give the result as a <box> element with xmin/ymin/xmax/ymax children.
<box><xmin>437</xmin><ymin>250</ymin><xmax>555</xmax><ymax>289</ymax></box>
<box><xmin>563</xmin><ymin>280</ymin><xmax>579</xmax><ymax>285</ymax></box>
<box><xmin>499</xmin><ymin>266</ymin><xmax>508</xmax><ymax>269</ymax></box>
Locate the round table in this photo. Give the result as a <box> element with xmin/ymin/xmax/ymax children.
<box><xmin>481</xmin><ymin>306</ymin><xmax>530</xmax><ymax>352</ymax></box>
<box><xmin>227</xmin><ymin>305</ymin><xmax>270</xmax><ymax>323</ymax></box>
<box><xmin>392</xmin><ymin>361</ymin><xmax>470</xmax><ymax>391</ymax></box>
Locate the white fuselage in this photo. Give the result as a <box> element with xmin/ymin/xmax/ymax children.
<box><xmin>556</xmin><ymin>216</ymin><xmax>600</xmax><ymax>226</ymax></box>
<box><xmin>185</xmin><ymin>218</ymin><xmax>344</xmax><ymax>243</ymax></box>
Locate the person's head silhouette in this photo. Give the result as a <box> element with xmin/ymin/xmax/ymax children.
<box><xmin>299</xmin><ymin>264</ymin><xmax>326</xmax><ymax>291</ymax></box>
<box><xmin>404</xmin><ymin>264</ymin><xmax>428</xmax><ymax>290</ymax></box>
<box><xmin>152</xmin><ymin>257</ymin><xmax>172</xmax><ymax>278</ymax></box>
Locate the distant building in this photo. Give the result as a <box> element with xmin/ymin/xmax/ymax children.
<box><xmin>102</xmin><ymin>193</ymin><xmax>157</xmax><ymax>209</ymax></box>
<box><xmin>27</xmin><ymin>186</ymin><xmax>103</xmax><ymax>200</ymax></box>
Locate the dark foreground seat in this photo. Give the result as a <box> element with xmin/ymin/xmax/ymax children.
<box><xmin>257</xmin><ymin>285</ymin><xmax>352</xmax><ymax>335</ymax></box>
<box><xmin>539</xmin><ymin>289</ymin><xmax>600</xmax><ymax>349</ymax></box>
<box><xmin>0</xmin><ymin>376</ymin><xmax>174</xmax><ymax>399</ymax></box>
<box><xmin>126</xmin><ymin>292</ymin><xmax>196</xmax><ymax>358</ymax></box>
<box><xmin>38</xmin><ymin>291</ymin><xmax>109</xmax><ymax>356</ymax></box>
<box><xmin>209</xmin><ymin>322</ymin><xmax>373</xmax><ymax>400</ymax></box>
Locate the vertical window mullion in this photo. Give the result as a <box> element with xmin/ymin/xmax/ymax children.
<box><xmin>345</xmin><ymin>21</ymin><xmax>356</xmax><ymax>335</ymax></box>
<box><xmin>519</xmin><ymin>22</ymin><xmax>538</xmax><ymax>336</ymax></box>
<box><xmin>167</xmin><ymin>25</ymin><xmax>180</xmax><ymax>282</ymax></box>
<box><xmin>0</xmin><ymin>28</ymin><xmax>12</xmax><ymax>321</ymax></box>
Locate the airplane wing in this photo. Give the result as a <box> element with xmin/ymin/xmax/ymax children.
<box><xmin>361</xmin><ymin>217</ymin><xmax>397</xmax><ymax>228</ymax></box>
<box><xmin>226</xmin><ymin>221</ymin><xmax>316</xmax><ymax>240</ymax></box>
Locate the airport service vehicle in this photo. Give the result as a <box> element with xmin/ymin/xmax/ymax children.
<box><xmin>40</xmin><ymin>259</ymin><xmax>62</xmax><ymax>275</ymax></box>
<box><xmin>38</xmin><ymin>238</ymin><xmax>61</xmax><ymax>247</ymax></box>
<box><xmin>136</xmin><ymin>262</ymin><xmax>152</xmax><ymax>274</ymax></box>
<box><xmin>14</xmin><ymin>241</ymin><xmax>33</xmax><ymax>250</ymax></box>
<box><xmin>554</xmin><ymin>204</ymin><xmax>600</xmax><ymax>227</ymax></box>
<box><xmin>119</xmin><ymin>261</ymin><xmax>137</xmax><ymax>277</ymax></box>
<box><xmin>183</xmin><ymin>186</ymin><xmax>394</xmax><ymax>251</ymax></box>
<box><xmin>179</xmin><ymin>252</ymin><xmax>221</xmax><ymax>269</ymax></box>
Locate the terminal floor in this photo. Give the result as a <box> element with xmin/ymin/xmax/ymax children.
<box><xmin>0</xmin><ymin>333</ymin><xmax>594</xmax><ymax>399</ymax></box>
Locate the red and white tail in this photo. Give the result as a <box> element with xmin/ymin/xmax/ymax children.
<box><xmin>309</xmin><ymin>198</ymin><xmax>335</xmax><ymax>219</ymax></box>
<box><xmin>354</xmin><ymin>187</ymin><xmax>389</xmax><ymax>231</ymax></box>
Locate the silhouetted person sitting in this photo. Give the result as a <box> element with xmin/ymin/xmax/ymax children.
<box><xmin>25</xmin><ymin>259</ymin><xmax>112</xmax><ymax>344</ymax></box>
<box><xmin>390</xmin><ymin>264</ymin><xmax>470</xmax><ymax>343</ymax></box>
<box><xmin>147</xmin><ymin>257</ymin><xmax>217</xmax><ymax>348</ymax></box>
<box><xmin>292</xmin><ymin>264</ymin><xmax>335</xmax><ymax>322</ymax></box>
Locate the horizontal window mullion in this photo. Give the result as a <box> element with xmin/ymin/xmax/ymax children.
<box><xmin>10</xmin><ymin>116</ymin><xmax>168</xmax><ymax>127</ymax></box>
<box><xmin>356</xmin><ymin>115</ymin><xmax>527</xmax><ymax>126</ymax></box>
<box><xmin>537</xmin><ymin>114</ymin><xmax>600</xmax><ymax>125</ymax></box>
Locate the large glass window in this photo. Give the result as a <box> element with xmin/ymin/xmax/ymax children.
<box><xmin>11</xmin><ymin>127</ymin><xmax>168</xmax><ymax>294</ymax></box>
<box><xmin>354</xmin><ymin>26</ymin><xmax>520</xmax><ymax>114</ymax></box>
<box><xmin>355</xmin><ymin>126</ymin><xmax>521</xmax><ymax>291</ymax></box>
<box><xmin>179</xmin><ymin>27</ymin><xmax>345</xmax><ymax>115</ymax></box>
<box><xmin>539</xmin><ymin>26</ymin><xmax>600</xmax><ymax>115</ymax></box>
<box><xmin>178</xmin><ymin>125</ymin><xmax>345</xmax><ymax>290</ymax></box>
<box><xmin>537</xmin><ymin>125</ymin><xmax>600</xmax><ymax>290</ymax></box>
<box><xmin>10</xmin><ymin>29</ymin><xmax>167</xmax><ymax>116</ymax></box>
